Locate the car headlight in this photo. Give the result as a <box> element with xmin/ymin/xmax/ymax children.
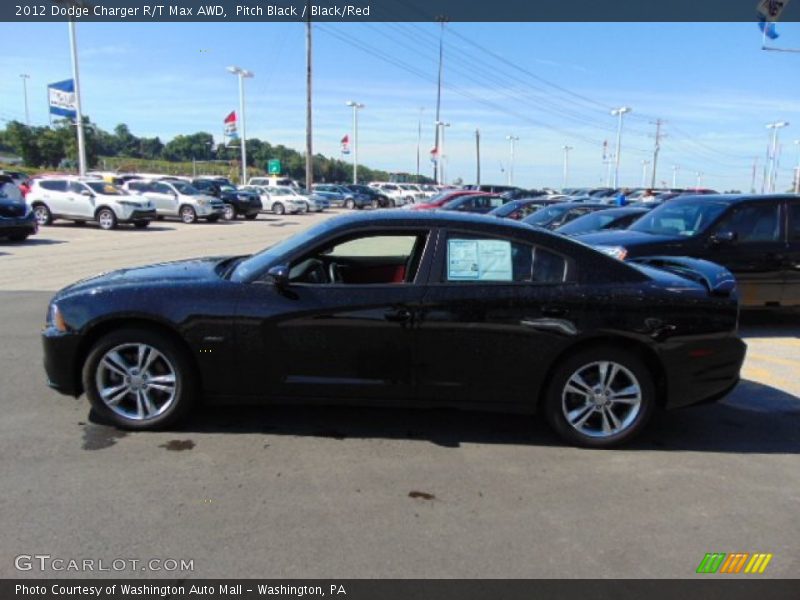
<box><xmin>197</xmin><ymin>198</ymin><xmax>209</xmax><ymax>206</ymax></box>
<box><xmin>119</xmin><ymin>200</ymin><xmax>139</xmax><ymax>207</ymax></box>
<box><xmin>48</xmin><ymin>303</ymin><xmax>68</xmax><ymax>332</ymax></box>
<box><xmin>594</xmin><ymin>245</ymin><xmax>628</xmax><ymax>260</ymax></box>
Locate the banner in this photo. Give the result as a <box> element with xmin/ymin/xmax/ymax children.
<box><xmin>224</xmin><ymin>110</ymin><xmax>238</xmax><ymax>140</ymax></box>
<box><xmin>47</xmin><ymin>79</ymin><xmax>77</xmax><ymax>119</ymax></box>
<box><xmin>341</xmin><ymin>134</ymin><xmax>350</xmax><ymax>154</ymax></box>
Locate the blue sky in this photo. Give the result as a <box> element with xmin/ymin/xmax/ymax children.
<box><xmin>1</xmin><ymin>21</ymin><xmax>799</xmax><ymax>190</ymax></box>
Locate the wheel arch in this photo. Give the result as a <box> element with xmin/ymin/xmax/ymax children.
<box><xmin>93</xmin><ymin>204</ymin><xmax>116</xmax><ymax>218</ymax></box>
<box><xmin>74</xmin><ymin>316</ymin><xmax>200</xmax><ymax>397</ymax></box>
<box><xmin>536</xmin><ymin>334</ymin><xmax>667</xmax><ymax>411</ymax></box>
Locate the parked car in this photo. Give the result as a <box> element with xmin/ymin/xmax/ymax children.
<box><xmin>27</xmin><ymin>177</ymin><xmax>156</xmax><ymax>230</ymax></box>
<box><xmin>247</xmin><ymin>176</ymin><xmax>298</xmax><ymax>189</ymax></box>
<box><xmin>440</xmin><ymin>193</ymin><xmax>508</xmax><ymax>214</ymax></box>
<box><xmin>242</xmin><ymin>185</ymin><xmax>306</xmax><ymax>215</ymax></box>
<box><xmin>123</xmin><ymin>179</ymin><xmax>224</xmax><ymax>224</ymax></box>
<box><xmin>368</xmin><ymin>183</ymin><xmax>410</xmax><ymax>207</ymax></box>
<box><xmin>522</xmin><ymin>202</ymin><xmax>610</xmax><ymax>230</ymax></box>
<box><xmin>489</xmin><ymin>198</ymin><xmax>565</xmax><ymax>220</ymax></box>
<box><xmin>297</xmin><ymin>188</ymin><xmax>329</xmax><ymax>212</ymax></box>
<box><xmin>0</xmin><ymin>174</ymin><xmax>37</xmax><ymax>241</ymax></box>
<box><xmin>410</xmin><ymin>190</ymin><xmax>488</xmax><ymax>211</ymax></box>
<box><xmin>191</xmin><ymin>179</ymin><xmax>261</xmax><ymax>220</ymax></box>
<box><xmin>42</xmin><ymin>211</ymin><xmax>746</xmax><ymax>448</ymax></box>
<box><xmin>579</xmin><ymin>194</ymin><xmax>800</xmax><ymax>308</ymax></box>
<box><xmin>555</xmin><ymin>207</ymin><xmax>650</xmax><ymax>236</ymax></box>
<box><xmin>397</xmin><ymin>183</ymin><xmax>426</xmax><ymax>204</ymax></box>
<box><xmin>345</xmin><ymin>184</ymin><xmax>391</xmax><ymax>209</ymax></box>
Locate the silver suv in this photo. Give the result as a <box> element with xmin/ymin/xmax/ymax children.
<box><xmin>123</xmin><ymin>179</ymin><xmax>225</xmax><ymax>223</ymax></box>
<box><xmin>27</xmin><ymin>177</ymin><xmax>156</xmax><ymax>230</ymax></box>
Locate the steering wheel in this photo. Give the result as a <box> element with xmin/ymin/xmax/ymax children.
<box><xmin>328</xmin><ymin>262</ymin><xmax>343</xmax><ymax>284</ymax></box>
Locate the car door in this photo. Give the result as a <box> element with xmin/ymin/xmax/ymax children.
<box><xmin>37</xmin><ymin>179</ymin><xmax>69</xmax><ymax>215</ymax></box>
<box><xmin>149</xmin><ymin>182</ymin><xmax>177</xmax><ymax>215</ymax></box>
<box><xmin>67</xmin><ymin>181</ymin><xmax>95</xmax><ymax>218</ymax></box>
<box><xmin>233</xmin><ymin>228</ymin><xmax>433</xmax><ymax>402</ymax></box>
<box><xmin>783</xmin><ymin>199</ymin><xmax>800</xmax><ymax>307</ymax></box>
<box><xmin>416</xmin><ymin>228</ymin><xmax>580</xmax><ymax>408</ymax></box>
<box><xmin>702</xmin><ymin>200</ymin><xmax>786</xmax><ymax>307</ymax></box>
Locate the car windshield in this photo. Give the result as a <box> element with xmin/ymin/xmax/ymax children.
<box><xmin>557</xmin><ymin>211</ymin><xmax>622</xmax><ymax>234</ymax></box>
<box><xmin>628</xmin><ymin>200</ymin><xmax>728</xmax><ymax>237</ymax></box>
<box><xmin>220</xmin><ymin>185</ymin><xmax>236</xmax><ymax>191</ymax></box>
<box><xmin>269</xmin><ymin>188</ymin><xmax>291</xmax><ymax>196</ymax></box>
<box><xmin>232</xmin><ymin>221</ymin><xmax>334</xmax><ymax>282</ymax></box>
<box><xmin>85</xmin><ymin>181</ymin><xmax>126</xmax><ymax>195</ymax></box>
<box><xmin>171</xmin><ymin>182</ymin><xmax>200</xmax><ymax>195</ymax></box>
<box><xmin>523</xmin><ymin>204</ymin><xmax>570</xmax><ymax>225</ymax></box>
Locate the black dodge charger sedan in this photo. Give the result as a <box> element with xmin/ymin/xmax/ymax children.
<box><xmin>579</xmin><ymin>194</ymin><xmax>800</xmax><ymax>308</ymax></box>
<box><xmin>42</xmin><ymin>211</ymin><xmax>746</xmax><ymax>447</ymax></box>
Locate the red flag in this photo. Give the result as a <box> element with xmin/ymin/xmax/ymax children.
<box><xmin>341</xmin><ymin>134</ymin><xmax>349</xmax><ymax>144</ymax></box>
<box><xmin>224</xmin><ymin>111</ymin><xmax>237</xmax><ymax>124</ymax></box>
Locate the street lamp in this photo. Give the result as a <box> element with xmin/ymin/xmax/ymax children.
<box><xmin>506</xmin><ymin>135</ymin><xmax>519</xmax><ymax>186</ymax></box>
<box><xmin>416</xmin><ymin>107</ymin><xmax>424</xmax><ymax>181</ymax></box>
<box><xmin>641</xmin><ymin>160</ymin><xmax>650</xmax><ymax>188</ymax></box>
<box><xmin>227</xmin><ymin>65</ymin><xmax>254</xmax><ymax>185</ymax></box>
<box><xmin>435</xmin><ymin>121</ymin><xmax>450</xmax><ymax>185</ymax></box>
<box><xmin>19</xmin><ymin>74</ymin><xmax>30</xmax><ymax>125</ymax></box>
<box><xmin>346</xmin><ymin>100</ymin><xmax>364</xmax><ymax>184</ymax></box>
<box><xmin>611</xmin><ymin>106</ymin><xmax>632</xmax><ymax>188</ymax></box>
<box><xmin>765</xmin><ymin>121</ymin><xmax>789</xmax><ymax>193</ymax></box>
<box><xmin>562</xmin><ymin>145</ymin><xmax>573</xmax><ymax>189</ymax></box>
<box><xmin>671</xmin><ymin>165</ymin><xmax>679</xmax><ymax>189</ymax></box>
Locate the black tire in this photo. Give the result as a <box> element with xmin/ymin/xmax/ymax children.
<box><xmin>8</xmin><ymin>233</ymin><xmax>29</xmax><ymax>242</ymax></box>
<box><xmin>223</xmin><ymin>203</ymin><xmax>235</xmax><ymax>221</ymax></box>
<box><xmin>179</xmin><ymin>205</ymin><xmax>198</xmax><ymax>224</ymax></box>
<box><xmin>133</xmin><ymin>220</ymin><xmax>150</xmax><ymax>229</ymax></box>
<box><xmin>273</xmin><ymin>202</ymin><xmax>285</xmax><ymax>215</ymax></box>
<box><xmin>245</xmin><ymin>213</ymin><xmax>258</xmax><ymax>220</ymax></box>
<box><xmin>82</xmin><ymin>328</ymin><xmax>196</xmax><ymax>431</ymax></box>
<box><xmin>371</xmin><ymin>199</ymin><xmax>379</xmax><ymax>210</ymax></box>
<box><xmin>542</xmin><ymin>346</ymin><xmax>655</xmax><ymax>448</ymax></box>
<box><xmin>96</xmin><ymin>208</ymin><xmax>118</xmax><ymax>231</ymax></box>
<box><xmin>345</xmin><ymin>198</ymin><xmax>355</xmax><ymax>210</ymax></box>
<box><xmin>206</xmin><ymin>215</ymin><xmax>220</xmax><ymax>223</ymax></box>
<box><xmin>33</xmin><ymin>203</ymin><xmax>52</xmax><ymax>226</ymax></box>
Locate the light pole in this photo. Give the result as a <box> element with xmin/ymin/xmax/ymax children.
<box><xmin>506</xmin><ymin>135</ymin><xmax>519</xmax><ymax>186</ymax></box>
<box><xmin>793</xmin><ymin>139</ymin><xmax>800</xmax><ymax>194</ymax></box>
<box><xmin>611</xmin><ymin>106</ymin><xmax>632</xmax><ymax>188</ymax></box>
<box><xmin>641</xmin><ymin>160</ymin><xmax>650</xmax><ymax>188</ymax></box>
<box><xmin>671</xmin><ymin>165</ymin><xmax>679</xmax><ymax>188</ymax></box>
<box><xmin>695</xmin><ymin>171</ymin><xmax>703</xmax><ymax>190</ymax></box>
<box><xmin>435</xmin><ymin>121</ymin><xmax>450</xmax><ymax>185</ymax></box>
<box><xmin>346</xmin><ymin>101</ymin><xmax>364</xmax><ymax>185</ymax></box>
<box><xmin>562</xmin><ymin>145</ymin><xmax>573</xmax><ymax>189</ymax></box>
<box><xmin>19</xmin><ymin>74</ymin><xmax>30</xmax><ymax>125</ymax></box>
<box><xmin>765</xmin><ymin>121</ymin><xmax>789</xmax><ymax>193</ymax></box>
<box><xmin>416</xmin><ymin>107</ymin><xmax>424</xmax><ymax>181</ymax></box>
<box><xmin>68</xmin><ymin>22</ymin><xmax>86</xmax><ymax>177</ymax></box>
<box><xmin>227</xmin><ymin>65</ymin><xmax>254</xmax><ymax>185</ymax></box>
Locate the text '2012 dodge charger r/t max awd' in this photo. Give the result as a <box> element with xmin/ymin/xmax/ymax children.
<box><xmin>41</xmin><ymin>211</ymin><xmax>746</xmax><ymax>447</ymax></box>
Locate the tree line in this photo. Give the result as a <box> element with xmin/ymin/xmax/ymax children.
<box><xmin>0</xmin><ymin>119</ymin><xmax>433</xmax><ymax>184</ymax></box>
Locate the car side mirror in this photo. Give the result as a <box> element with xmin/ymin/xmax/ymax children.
<box><xmin>80</xmin><ymin>190</ymin><xmax>93</xmax><ymax>197</ymax></box>
<box><xmin>711</xmin><ymin>230</ymin><xmax>737</xmax><ymax>245</ymax></box>
<box><xmin>267</xmin><ymin>265</ymin><xmax>290</xmax><ymax>287</ymax></box>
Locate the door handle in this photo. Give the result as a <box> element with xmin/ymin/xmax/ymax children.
<box><xmin>384</xmin><ymin>308</ymin><xmax>412</xmax><ymax>323</ymax></box>
<box><xmin>541</xmin><ymin>305</ymin><xmax>568</xmax><ymax>317</ymax></box>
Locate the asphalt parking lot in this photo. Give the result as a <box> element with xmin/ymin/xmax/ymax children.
<box><xmin>1</xmin><ymin>212</ymin><xmax>798</xmax><ymax>578</ymax></box>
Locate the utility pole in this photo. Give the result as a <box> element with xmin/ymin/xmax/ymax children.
<box><xmin>611</xmin><ymin>106</ymin><xmax>632</xmax><ymax>188</ymax></box>
<box><xmin>506</xmin><ymin>135</ymin><xmax>519</xmax><ymax>186</ymax></box>
<box><xmin>562</xmin><ymin>145</ymin><xmax>573</xmax><ymax>189</ymax></box>
<box><xmin>346</xmin><ymin>101</ymin><xmax>364</xmax><ymax>184</ymax></box>
<box><xmin>305</xmin><ymin>11</ymin><xmax>313</xmax><ymax>190</ymax></box>
<box><xmin>475</xmin><ymin>129</ymin><xmax>481</xmax><ymax>186</ymax></box>
<box><xmin>751</xmin><ymin>157</ymin><xmax>758</xmax><ymax>193</ymax></box>
<box><xmin>433</xmin><ymin>16</ymin><xmax>446</xmax><ymax>181</ymax></box>
<box><xmin>416</xmin><ymin>107</ymin><xmax>424</xmax><ymax>181</ymax></box>
<box><xmin>435</xmin><ymin>121</ymin><xmax>450</xmax><ymax>185</ymax></box>
<box><xmin>19</xmin><ymin>74</ymin><xmax>30</xmax><ymax>125</ymax></box>
<box><xmin>67</xmin><ymin>22</ymin><xmax>86</xmax><ymax>176</ymax></box>
<box><xmin>765</xmin><ymin>121</ymin><xmax>789</xmax><ymax>193</ymax></box>
<box><xmin>226</xmin><ymin>66</ymin><xmax>254</xmax><ymax>185</ymax></box>
<box><xmin>650</xmin><ymin>119</ymin><xmax>664</xmax><ymax>188</ymax></box>
<box><xmin>671</xmin><ymin>165</ymin><xmax>679</xmax><ymax>188</ymax></box>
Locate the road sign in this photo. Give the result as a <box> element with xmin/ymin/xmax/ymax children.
<box><xmin>268</xmin><ymin>159</ymin><xmax>281</xmax><ymax>174</ymax></box>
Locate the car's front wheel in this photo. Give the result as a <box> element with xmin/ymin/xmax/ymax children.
<box><xmin>180</xmin><ymin>205</ymin><xmax>198</xmax><ymax>224</ymax></box>
<box><xmin>83</xmin><ymin>328</ymin><xmax>196</xmax><ymax>430</ymax></box>
<box><xmin>96</xmin><ymin>208</ymin><xmax>118</xmax><ymax>230</ymax></box>
<box><xmin>223</xmin><ymin>203</ymin><xmax>235</xmax><ymax>221</ymax></box>
<box><xmin>273</xmin><ymin>202</ymin><xmax>285</xmax><ymax>215</ymax></box>
<box><xmin>345</xmin><ymin>198</ymin><xmax>355</xmax><ymax>209</ymax></box>
<box><xmin>543</xmin><ymin>347</ymin><xmax>655</xmax><ymax>448</ymax></box>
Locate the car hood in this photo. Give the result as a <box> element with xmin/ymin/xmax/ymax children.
<box><xmin>55</xmin><ymin>257</ymin><xmax>227</xmax><ymax>297</ymax></box>
<box><xmin>576</xmin><ymin>229</ymin><xmax>684</xmax><ymax>248</ymax></box>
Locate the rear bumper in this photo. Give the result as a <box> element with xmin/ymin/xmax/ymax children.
<box><xmin>42</xmin><ymin>326</ymin><xmax>83</xmax><ymax>397</ymax></box>
<box><xmin>661</xmin><ymin>336</ymin><xmax>747</xmax><ymax>409</ymax></box>
<box><xmin>0</xmin><ymin>216</ymin><xmax>37</xmax><ymax>236</ymax></box>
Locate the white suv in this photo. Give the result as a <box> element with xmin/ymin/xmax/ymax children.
<box><xmin>27</xmin><ymin>177</ymin><xmax>156</xmax><ymax>230</ymax></box>
<box><xmin>368</xmin><ymin>183</ymin><xmax>410</xmax><ymax>207</ymax></box>
<box><xmin>123</xmin><ymin>179</ymin><xmax>225</xmax><ymax>223</ymax></box>
<box><xmin>240</xmin><ymin>185</ymin><xmax>306</xmax><ymax>215</ymax></box>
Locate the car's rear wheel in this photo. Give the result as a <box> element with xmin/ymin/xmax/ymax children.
<box><xmin>273</xmin><ymin>202</ymin><xmax>285</xmax><ymax>215</ymax></box>
<box><xmin>33</xmin><ymin>204</ymin><xmax>52</xmax><ymax>226</ymax></box>
<box><xmin>206</xmin><ymin>215</ymin><xmax>220</xmax><ymax>223</ymax></box>
<box><xmin>345</xmin><ymin>198</ymin><xmax>355</xmax><ymax>209</ymax></box>
<box><xmin>96</xmin><ymin>208</ymin><xmax>118</xmax><ymax>231</ymax></box>
<box><xmin>543</xmin><ymin>347</ymin><xmax>655</xmax><ymax>448</ymax></box>
<box><xmin>83</xmin><ymin>328</ymin><xmax>195</xmax><ymax>430</ymax></box>
<box><xmin>245</xmin><ymin>213</ymin><xmax>258</xmax><ymax>220</ymax></box>
<box><xmin>8</xmin><ymin>233</ymin><xmax>29</xmax><ymax>242</ymax></box>
<box><xmin>133</xmin><ymin>220</ymin><xmax>149</xmax><ymax>229</ymax></box>
<box><xmin>371</xmin><ymin>199</ymin><xmax>379</xmax><ymax>210</ymax></box>
<box><xmin>223</xmin><ymin>203</ymin><xmax>235</xmax><ymax>221</ymax></box>
<box><xmin>180</xmin><ymin>205</ymin><xmax>197</xmax><ymax>224</ymax></box>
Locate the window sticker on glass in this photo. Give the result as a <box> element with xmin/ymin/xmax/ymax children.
<box><xmin>447</xmin><ymin>239</ymin><xmax>513</xmax><ymax>281</ymax></box>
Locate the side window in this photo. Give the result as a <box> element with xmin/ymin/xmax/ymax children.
<box><xmin>67</xmin><ymin>182</ymin><xmax>86</xmax><ymax>194</ymax></box>
<box><xmin>445</xmin><ymin>235</ymin><xmax>567</xmax><ymax>284</ymax></box>
<box><xmin>153</xmin><ymin>183</ymin><xmax>172</xmax><ymax>194</ymax></box>
<box><xmin>713</xmin><ymin>203</ymin><xmax>781</xmax><ymax>243</ymax></box>
<box><xmin>789</xmin><ymin>203</ymin><xmax>800</xmax><ymax>242</ymax></box>
<box><xmin>39</xmin><ymin>180</ymin><xmax>67</xmax><ymax>192</ymax></box>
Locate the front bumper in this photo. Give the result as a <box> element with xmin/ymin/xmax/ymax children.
<box><xmin>42</xmin><ymin>326</ymin><xmax>83</xmax><ymax>397</ymax></box>
<box><xmin>120</xmin><ymin>209</ymin><xmax>157</xmax><ymax>222</ymax></box>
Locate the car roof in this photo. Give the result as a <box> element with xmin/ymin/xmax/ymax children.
<box><xmin>667</xmin><ymin>193</ymin><xmax>796</xmax><ymax>206</ymax></box>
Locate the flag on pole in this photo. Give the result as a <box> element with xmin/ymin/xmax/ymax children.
<box><xmin>341</xmin><ymin>134</ymin><xmax>350</xmax><ymax>154</ymax></box>
<box><xmin>224</xmin><ymin>111</ymin><xmax>238</xmax><ymax>140</ymax></box>
<box><xmin>756</xmin><ymin>0</ymin><xmax>790</xmax><ymax>39</ymax></box>
<box><xmin>430</xmin><ymin>146</ymin><xmax>439</xmax><ymax>163</ymax></box>
<box><xmin>47</xmin><ymin>79</ymin><xmax>77</xmax><ymax>119</ymax></box>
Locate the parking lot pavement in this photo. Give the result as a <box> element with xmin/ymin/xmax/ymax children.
<box><xmin>0</xmin><ymin>216</ymin><xmax>798</xmax><ymax>579</ymax></box>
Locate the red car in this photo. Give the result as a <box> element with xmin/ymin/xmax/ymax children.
<box><xmin>409</xmin><ymin>190</ymin><xmax>488</xmax><ymax>211</ymax></box>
